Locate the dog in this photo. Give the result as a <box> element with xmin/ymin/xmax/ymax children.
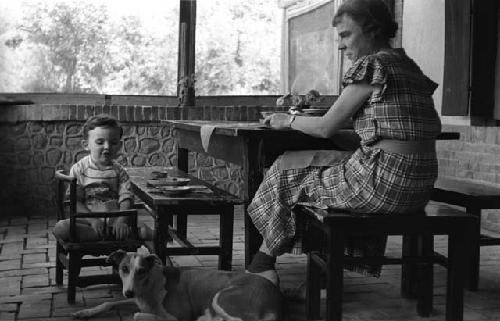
<box><xmin>73</xmin><ymin>246</ymin><xmax>283</xmax><ymax>321</ymax></box>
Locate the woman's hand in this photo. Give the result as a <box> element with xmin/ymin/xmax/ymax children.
<box><xmin>264</xmin><ymin>113</ymin><xmax>295</xmax><ymax>130</ymax></box>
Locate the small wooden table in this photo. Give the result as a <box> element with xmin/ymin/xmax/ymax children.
<box><xmin>166</xmin><ymin>120</ymin><xmax>460</xmax><ymax>266</ymax></box>
<box><xmin>127</xmin><ymin>166</ymin><xmax>242</xmax><ymax>269</ymax></box>
<box><xmin>432</xmin><ymin>176</ymin><xmax>500</xmax><ymax>290</ymax></box>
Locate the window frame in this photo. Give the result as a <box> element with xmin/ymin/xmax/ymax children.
<box><xmin>442</xmin><ymin>0</ymin><xmax>499</xmax><ymax>119</ymax></box>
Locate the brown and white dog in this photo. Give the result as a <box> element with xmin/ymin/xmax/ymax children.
<box><xmin>73</xmin><ymin>246</ymin><xmax>283</xmax><ymax>321</ymax></box>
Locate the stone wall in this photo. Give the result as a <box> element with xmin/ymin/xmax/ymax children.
<box><xmin>0</xmin><ymin>104</ymin><xmax>284</xmax><ymax>216</ymax></box>
<box><xmin>2</xmin><ymin>104</ymin><xmax>500</xmax><ymax>233</ymax></box>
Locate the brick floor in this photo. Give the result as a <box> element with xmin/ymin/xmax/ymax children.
<box><xmin>1</xmin><ymin>208</ymin><xmax>500</xmax><ymax>320</ymax></box>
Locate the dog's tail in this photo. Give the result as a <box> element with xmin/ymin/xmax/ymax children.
<box><xmin>210</xmin><ymin>290</ymin><xmax>243</xmax><ymax>321</ymax></box>
<box><xmin>210</xmin><ymin>288</ymin><xmax>279</xmax><ymax>321</ymax></box>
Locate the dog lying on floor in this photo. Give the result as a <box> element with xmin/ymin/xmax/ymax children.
<box><xmin>73</xmin><ymin>246</ymin><xmax>283</xmax><ymax>321</ymax></box>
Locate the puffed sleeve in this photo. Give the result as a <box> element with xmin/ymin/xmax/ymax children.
<box><xmin>342</xmin><ymin>55</ymin><xmax>387</xmax><ymax>102</ymax></box>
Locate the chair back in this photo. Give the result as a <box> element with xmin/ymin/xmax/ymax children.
<box><xmin>54</xmin><ymin>170</ymin><xmax>139</xmax><ymax>243</ymax></box>
<box><xmin>55</xmin><ymin>170</ymin><xmax>76</xmax><ymax>221</ymax></box>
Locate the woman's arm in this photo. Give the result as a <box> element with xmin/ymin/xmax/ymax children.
<box><xmin>267</xmin><ymin>83</ymin><xmax>374</xmax><ymax>138</ymax></box>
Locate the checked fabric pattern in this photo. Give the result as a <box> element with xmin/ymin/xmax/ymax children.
<box><xmin>248</xmin><ymin>48</ymin><xmax>441</xmax><ymax>276</ymax></box>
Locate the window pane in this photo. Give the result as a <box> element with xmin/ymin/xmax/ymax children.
<box><xmin>0</xmin><ymin>0</ymin><xmax>178</xmax><ymax>95</ymax></box>
<box><xmin>196</xmin><ymin>0</ymin><xmax>281</xmax><ymax>95</ymax></box>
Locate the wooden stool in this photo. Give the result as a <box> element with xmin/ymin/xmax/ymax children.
<box><xmin>296</xmin><ymin>203</ymin><xmax>477</xmax><ymax>321</ymax></box>
<box><xmin>128</xmin><ymin>167</ymin><xmax>243</xmax><ymax>270</ymax></box>
<box><xmin>432</xmin><ymin>176</ymin><xmax>500</xmax><ymax>290</ymax></box>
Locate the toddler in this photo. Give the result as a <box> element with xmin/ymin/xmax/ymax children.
<box><xmin>53</xmin><ymin>114</ymin><xmax>153</xmax><ymax>242</ymax></box>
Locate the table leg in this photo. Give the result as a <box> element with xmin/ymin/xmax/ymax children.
<box><xmin>466</xmin><ymin>206</ymin><xmax>481</xmax><ymax>291</ymax></box>
<box><xmin>177</xmin><ymin>146</ymin><xmax>189</xmax><ymax>173</ymax></box>
<box><xmin>175</xmin><ymin>146</ymin><xmax>189</xmax><ymax>240</ymax></box>
<box><xmin>155</xmin><ymin>206</ymin><xmax>170</xmax><ymax>265</ymax></box>
<box><xmin>242</xmin><ymin>139</ymin><xmax>265</xmax><ymax>267</ymax></box>
<box><xmin>219</xmin><ymin>204</ymin><xmax>234</xmax><ymax>271</ymax></box>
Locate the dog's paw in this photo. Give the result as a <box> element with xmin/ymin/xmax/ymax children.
<box><xmin>134</xmin><ymin>312</ymin><xmax>178</xmax><ymax>321</ymax></box>
<box><xmin>72</xmin><ymin>308</ymin><xmax>96</xmax><ymax>319</ymax></box>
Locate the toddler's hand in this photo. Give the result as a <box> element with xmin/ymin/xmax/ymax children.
<box><xmin>90</xmin><ymin>219</ymin><xmax>105</xmax><ymax>238</ymax></box>
<box><xmin>113</xmin><ymin>220</ymin><xmax>131</xmax><ymax>240</ymax></box>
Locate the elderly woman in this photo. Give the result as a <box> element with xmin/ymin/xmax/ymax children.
<box><xmin>247</xmin><ymin>0</ymin><xmax>441</xmax><ymax>283</ymax></box>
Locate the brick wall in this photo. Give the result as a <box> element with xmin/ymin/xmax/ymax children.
<box><xmin>438</xmin><ymin>124</ymin><xmax>500</xmax><ymax>232</ymax></box>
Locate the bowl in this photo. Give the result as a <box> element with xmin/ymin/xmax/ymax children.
<box><xmin>150</xmin><ymin>171</ymin><xmax>169</xmax><ymax>179</ymax></box>
<box><xmin>147</xmin><ymin>177</ymin><xmax>191</xmax><ymax>187</ymax></box>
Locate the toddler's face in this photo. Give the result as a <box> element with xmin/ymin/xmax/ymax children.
<box><xmin>84</xmin><ymin>126</ymin><xmax>122</xmax><ymax>168</ymax></box>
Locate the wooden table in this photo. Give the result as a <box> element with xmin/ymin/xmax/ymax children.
<box><xmin>126</xmin><ymin>166</ymin><xmax>242</xmax><ymax>268</ymax></box>
<box><xmin>432</xmin><ymin>176</ymin><xmax>500</xmax><ymax>290</ymax></box>
<box><xmin>166</xmin><ymin>120</ymin><xmax>460</xmax><ymax>266</ymax></box>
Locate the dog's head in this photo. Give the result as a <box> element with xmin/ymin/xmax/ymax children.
<box><xmin>107</xmin><ymin>246</ymin><xmax>164</xmax><ymax>299</ymax></box>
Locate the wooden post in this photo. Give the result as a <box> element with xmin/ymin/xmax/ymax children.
<box><xmin>178</xmin><ymin>0</ymin><xmax>196</xmax><ymax>107</ymax></box>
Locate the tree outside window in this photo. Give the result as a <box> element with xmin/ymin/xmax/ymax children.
<box><xmin>0</xmin><ymin>0</ymin><xmax>281</xmax><ymax>96</ymax></box>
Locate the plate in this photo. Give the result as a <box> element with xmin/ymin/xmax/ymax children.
<box><xmin>157</xmin><ymin>186</ymin><xmax>193</xmax><ymax>196</ymax></box>
<box><xmin>147</xmin><ymin>177</ymin><xmax>191</xmax><ymax>187</ymax></box>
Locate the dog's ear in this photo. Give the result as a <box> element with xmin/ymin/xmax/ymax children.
<box><xmin>143</xmin><ymin>254</ymin><xmax>162</xmax><ymax>270</ymax></box>
<box><xmin>163</xmin><ymin>266</ymin><xmax>180</xmax><ymax>284</ymax></box>
<box><xmin>107</xmin><ymin>249</ymin><xmax>127</xmax><ymax>267</ymax></box>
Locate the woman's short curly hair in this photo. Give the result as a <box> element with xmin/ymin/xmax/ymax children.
<box><xmin>332</xmin><ymin>0</ymin><xmax>398</xmax><ymax>40</ymax></box>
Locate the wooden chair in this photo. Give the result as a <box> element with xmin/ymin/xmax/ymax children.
<box><xmin>296</xmin><ymin>203</ymin><xmax>477</xmax><ymax>321</ymax></box>
<box><xmin>53</xmin><ymin>170</ymin><xmax>144</xmax><ymax>303</ymax></box>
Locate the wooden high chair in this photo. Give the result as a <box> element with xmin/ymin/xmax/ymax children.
<box><xmin>53</xmin><ymin>170</ymin><xmax>145</xmax><ymax>303</ymax></box>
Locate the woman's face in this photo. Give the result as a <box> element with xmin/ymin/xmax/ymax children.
<box><xmin>335</xmin><ymin>14</ymin><xmax>376</xmax><ymax>61</ymax></box>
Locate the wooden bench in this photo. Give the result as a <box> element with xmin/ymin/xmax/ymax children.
<box><xmin>296</xmin><ymin>203</ymin><xmax>477</xmax><ymax>321</ymax></box>
<box><xmin>432</xmin><ymin>176</ymin><xmax>500</xmax><ymax>290</ymax></box>
<box><xmin>127</xmin><ymin>167</ymin><xmax>243</xmax><ymax>270</ymax></box>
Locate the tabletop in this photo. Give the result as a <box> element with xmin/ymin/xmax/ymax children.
<box><xmin>126</xmin><ymin>166</ymin><xmax>242</xmax><ymax>206</ymax></box>
<box><xmin>165</xmin><ymin>120</ymin><xmax>460</xmax><ymax>141</ymax></box>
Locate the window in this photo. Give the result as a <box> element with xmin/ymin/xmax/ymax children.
<box><xmin>195</xmin><ymin>0</ymin><xmax>281</xmax><ymax>95</ymax></box>
<box><xmin>0</xmin><ymin>0</ymin><xmax>179</xmax><ymax>95</ymax></box>
<box><xmin>283</xmin><ymin>0</ymin><xmax>342</xmax><ymax>95</ymax></box>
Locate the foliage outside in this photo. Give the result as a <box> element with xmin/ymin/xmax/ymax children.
<box><xmin>0</xmin><ymin>0</ymin><xmax>281</xmax><ymax>95</ymax></box>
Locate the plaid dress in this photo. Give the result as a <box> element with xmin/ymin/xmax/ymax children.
<box><xmin>248</xmin><ymin>48</ymin><xmax>441</xmax><ymax>276</ymax></box>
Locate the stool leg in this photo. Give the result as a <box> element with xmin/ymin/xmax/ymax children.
<box><xmin>219</xmin><ymin>205</ymin><xmax>234</xmax><ymax>271</ymax></box>
<box><xmin>446</xmin><ymin>230</ymin><xmax>467</xmax><ymax>321</ymax></box>
<box><xmin>306</xmin><ymin>252</ymin><xmax>322</xmax><ymax>320</ymax></box>
<box><xmin>326</xmin><ymin>228</ymin><xmax>345</xmax><ymax>321</ymax></box>
<box><xmin>466</xmin><ymin>206</ymin><xmax>481</xmax><ymax>291</ymax></box>
<box><xmin>401</xmin><ymin>234</ymin><xmax>418</xmax><ymax>298</ymax></box>
<box><xmin>417</xmin><ymin>234</ymin><xmax>434</xmax><ymax>317</ymax></box>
